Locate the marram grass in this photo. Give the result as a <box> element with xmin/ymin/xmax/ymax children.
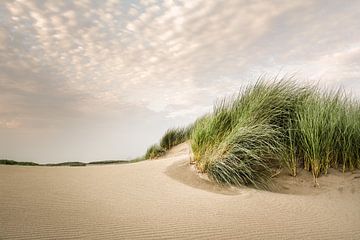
<box><xmin>145</xmin><ymin>78</ymin><xmax>360</xmax><ymax>188</ymax></box>
<box><xmin>144</xmin><ymin>126</ymin><xmax>193</xmax><ymax>159</ymax></box>
<box><xmin>160</xmin><ymin>126</ymin><xmax>192</xmax><ymax>150</ymax></box>
<box><xmin>144</xmin><ymin>144</ymin><xmax>166</xmax><ymax>159</ymax></box>
<box><xmin>190</xmin><ymin>79</ymin><xmax>309</xmax><ymax>188</ymax></box>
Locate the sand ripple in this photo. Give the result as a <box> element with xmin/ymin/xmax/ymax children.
<box><xmin>1</xmin><ymin>143</ymin><xmax>360</xmax><ymax>239</ymax></box>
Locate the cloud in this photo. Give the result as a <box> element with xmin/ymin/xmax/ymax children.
<box><xmin>1</xmin><ymin>0</ymin><xmax>360</xmax><ymax>122</ymax></box>
<box><xmin>0</xmin><ymin>119</ymin><xmax>21</xmax><ymax>129</ymax></box>
<box><xmin>1</xmin><ymin>1</ymin><xmax>310</xmax><ymax>118</ymax></box>
<box><xmin>0</xmin><ymin>65</ymin><xmax>87</xmax><ymax>129</ymax></box>
<box><xmin>0</xmin><ymin>28</ymin><xmax>8</xmax><ymax>50</ymax></box>
<box><xmin>0</xmin><ymin>0</ymin><xmax>360</xmax><ymax>162</ymax></box>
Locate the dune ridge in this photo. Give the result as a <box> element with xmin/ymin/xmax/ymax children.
<box><xmin>1</xmin><ymin>143</ymin><xmax>360</xmax><ymax>239</ymax></box>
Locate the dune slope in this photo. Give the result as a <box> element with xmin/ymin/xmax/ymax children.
<box><xmin>1</xmin><ymin>143</ymin><xmax>360</xmax><ymax>239</ymax></box>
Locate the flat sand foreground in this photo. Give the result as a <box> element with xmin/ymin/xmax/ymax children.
<box><xmin>1</xmin><ymin>144</ymin><xmax>360</xmax><ymax>240</ymax></box>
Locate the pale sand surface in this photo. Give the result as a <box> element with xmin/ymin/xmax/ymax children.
<box><xmin>1</xmin><ymin>143</ymin><xmax>360</xmax><ymax>239</ymax></box>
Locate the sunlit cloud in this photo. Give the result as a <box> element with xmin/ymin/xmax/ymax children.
<box><xmin>0</xmin><ymin>0</ymin><xmax>359</xmax><ymax>162</ymax></box>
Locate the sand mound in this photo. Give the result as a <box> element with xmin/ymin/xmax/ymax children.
<box><xmin>1</xmin><ymin>143</ymin><xmax>360</xmax><ymax>239</ymax></box>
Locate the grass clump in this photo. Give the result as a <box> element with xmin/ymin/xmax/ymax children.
<box><xmin>189</xmin><ymin>78</ymin><xmax>360</xmax><ymax>188</ymax></box>
<box><xmin>144</xmin><ymin>144</ymin><xmax>166</xmax><ymax>159</ymax></box>
<box><xmin>292</xmin><ymin>90</ymin><xmax>360</xmax><ymax>184</ymax></box>
<box><xmin>160</xmin><ymin>128</ymin><xmax>187</xmax><ymax>150</ymax></box>
<box><xmin>144</xmin><ymin>124</ymin><xmax>194</xmax><ymax>159</ymax></box>
<box><xmin>160</xmin><ymin>126</ymin><xmax>193</xmax><ymax>150</ymax></box>
<box><xmin>191</xmin><ymin>79</ymin><xmax>307</xmax><ymax>188</ymax></box>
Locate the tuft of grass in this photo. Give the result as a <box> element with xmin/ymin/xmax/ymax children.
<box><xmin>205</xmin><ymin>124</ymin><xmax>284</xmax><ymax>189</ymax></box>
<box><xmin>144</xmin><ymin>124</ymin><xmax>194</xmax><ymax>160</ymax></box>
<box><xmin>160</xmin><ymin>127</ymin><xmax>187</xmax><ymax>150</ymax></box>
<box><xmin>293</xmin><ymin>90</ymin><xmax>360</xmax><ymax>184</ymax></box>
<box><xmin>190</xmin><ymin>79</ymin><xmax>306</xmax><ymax>188</ymax></box>
<box><xmin>189</xmin><ymin>78</ymin><xmax>360</xmax><ymax>188</ymax></box>
<box><xmin>144</xmin><ymin>144</ymin><xmax>166</xmax><ymax>159</ymax></box>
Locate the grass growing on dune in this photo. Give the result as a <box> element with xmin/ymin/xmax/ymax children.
<box><xmin>190</xmin><ymin>79</ymin><xmax>360</xmax><ymax>188</ymax></box>
<box><xmin>294</xmin><ymin>91</ymin><xmax>360</xmax><ymax>183</ymax></box>
<box><xmin>191</xmin><ymin>80</ymin><xmax>309</xmax><ymax>188</ymax></box>
<box><xmin>144</xmin><ymin>144</ymin><xmax>166</xmax><ymax>159</ymax></box>
<box><xmin>144</xmin><ymin>78</ymin><xmax>359</xmax><ymax>188</ymax></box>
<box><xmin>144</xmin><ymin>125</ymin><xmax>193</xmax><ymax>159</ymax></box>
<box><xmin>160</xmin><ymin>126</ymin><xmax>193</xmax><ymax>150</ymax></box>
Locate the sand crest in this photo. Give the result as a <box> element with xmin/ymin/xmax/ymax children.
<box><xmin>1</xmin><ymin>143</ymin><xmax>360</xmax><ymax>239</ymax></box>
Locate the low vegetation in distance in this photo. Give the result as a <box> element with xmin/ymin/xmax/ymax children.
<box><xmin>0</xmin><ymin>158</ymin><xmax>145</xmax><ymax>167</ymax></box>
<box><xmin>0</xmin><ymin>159</ymin><xmax>40</xmax><ymax>166</ymax></box>
<box><xmin>145</xmin><ymin>78</ymin><xmax>360</xmax><ymax>189</ymax></box>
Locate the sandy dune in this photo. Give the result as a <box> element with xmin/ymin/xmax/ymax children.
<box><xmin>1</xmin><ymin>143</ymin><xmax>360</xmax><ymax>239</ymax></box>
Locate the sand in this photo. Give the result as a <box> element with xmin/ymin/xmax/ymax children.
<box><xmin>1</xmin><ymin>143</ymin><xmax>360</xmax><ymax>239</ymax></box>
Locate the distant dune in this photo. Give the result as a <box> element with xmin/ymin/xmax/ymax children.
<box><xmin>1</xmin><ymin>143</ymin><xmax>359</xmax><ymax>239</ymax></box>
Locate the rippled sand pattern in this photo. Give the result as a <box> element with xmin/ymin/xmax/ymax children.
<box><xmin>1</xmin><ymin>143</ymin><xmax>360</xmax><ymax>239</ymax></box>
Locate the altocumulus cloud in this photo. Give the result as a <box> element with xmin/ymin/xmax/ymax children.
<box><xmin>0</xmin><ymin>0</ymin><xmax>359</xmax><ymax>162</ymax></box>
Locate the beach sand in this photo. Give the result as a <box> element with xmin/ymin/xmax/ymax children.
<box><xmin>1</xmin><ymin>143</ymin><xmax>360</xmax><ymax>239</ymax></box>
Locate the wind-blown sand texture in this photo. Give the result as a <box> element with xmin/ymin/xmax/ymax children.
<box><xmin>1</xmin><ymin>143</ymin><xmax>360</xmax><ymax>239</ymax></box>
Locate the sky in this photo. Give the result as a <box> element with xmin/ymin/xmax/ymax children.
<box><xmin>0</xmin><ymin>0</ymin><xmax>359</xmax><ymax>163</ymax></box>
